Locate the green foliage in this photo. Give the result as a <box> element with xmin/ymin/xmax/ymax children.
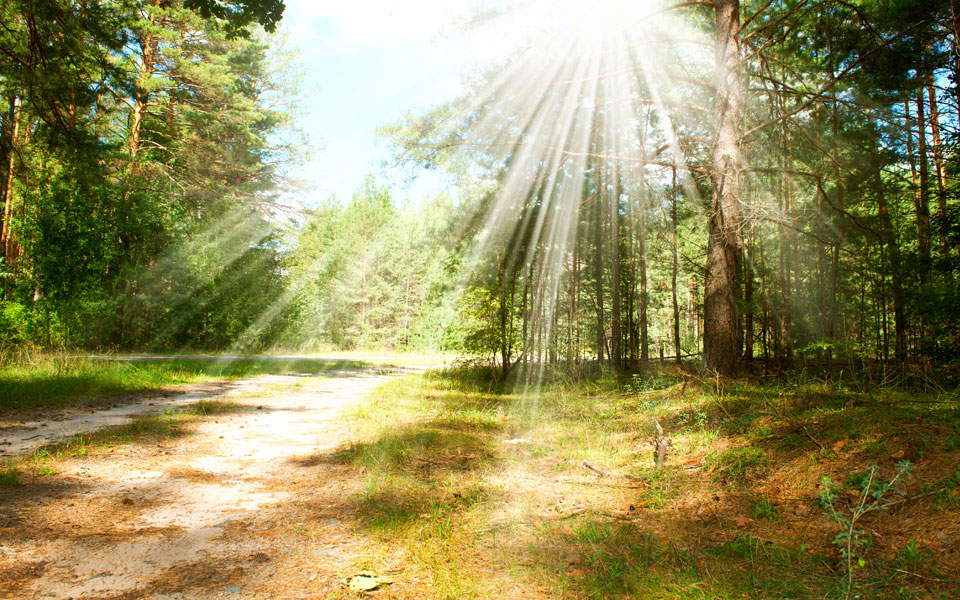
<box><xmin>819</xmin><ymin>461</ymin><xmax>914</xmax><ymax>597</ymax></box>
<box><xmin>0</xmin><ymin>465</ymin><xmax>20</xmax><ymax>486</ymax></box>
<box><xmin>706</xmin><ymin>447</ymin><xmax>766</xmax><ymax>482</ymax></box>
<box><xmin>0</xmin><ymin>0</ymin><xmax>299</xmax><ymax>352</ymax></box>
<box><xmin>639</xmin><ymin>470</ymin><xmax>680</xmax><ymax>509</ymax></box>
<box><xmin>895</xmin><ymin>541</ymin><xmax>933</xmax><ymax>570</ymax></box>
<box><xmin>751</xmin><ymin>496</ymin><xmax>780</xmax><ymax>521</ymax></box>
<box><xmin>282</xmin><ymin>180</ymin><xmax>462</xmax><ymax>352</ymax></box>
<box><xmin>928</xmin><ymin>464</ymin><xmax>960</xmax><ymax>510</ymax></box>
<box><xmin>0</xmin><ymin>356</ymin><xmax>368</xmax><ymax>409</ymax></box>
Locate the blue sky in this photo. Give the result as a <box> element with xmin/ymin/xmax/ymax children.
<box><xmin>276</xmin><ymin>0</ymin><xmax>485</xmax><ymax>207</ymax></box>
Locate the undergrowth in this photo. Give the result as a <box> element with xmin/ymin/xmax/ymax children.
<box><xmin>320</xmin><ymin>365</ymin><xmax>960</xmax><ymax>600</ymax></box>
<box><xmin>0</xmin><ymin>355</ymin><xmax>370</xmax><ymax>409</ymax></box>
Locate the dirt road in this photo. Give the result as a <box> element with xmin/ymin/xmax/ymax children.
<box><xmin>0</xmin><ymin>370</ymin><xmax>398</xmax><ymax>599</ymax></box>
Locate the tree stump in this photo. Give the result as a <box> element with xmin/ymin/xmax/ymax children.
<box><xmin>653</xmin><ymin>420</ymin><xmax>671</xmax><ymax>471</ymax></box>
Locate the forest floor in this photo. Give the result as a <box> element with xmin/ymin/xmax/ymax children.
<box><xmin>0</xmin><ymin>362</ymin><xmax>407</xmax><ymax>599</ymax></box>
<box><xmin>1</xmin><ymin>362</ymin><xmax>959</xmax><ymax>599</ymax></box>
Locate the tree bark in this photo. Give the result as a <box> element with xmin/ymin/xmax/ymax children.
<box><xmin>671</xmin><ymin>168</ymin><xmax>681</xmax><ymax>364</ymax></box>
<box><xmin>913</xmin><ymin>92</ymin><xmax>931</xmax><ymax>284</ymax></box>
<box><xmin>703</xmin><ymin>0</ymin><xmax>743</xmax><ymax>375</ymax></box>
<box><xmin>874</xmin><ymin>137</ymin><xmax>906</xmax><ymax>361</ymax></box>
<box><xmin>609</xmin><ymin>174</ymin><xmax>622</xmax><ymax>373</ymax></box>
<box><xmin>744</xmin><ymin>228</ymin><xmax>754</xmax><ymax>365</ymax></box>
<box><xmin>638</xmin><ymin>183</ymin><xmax>649</xmax><ymax>367</ymax></box>
<box><xmin>926</xmin><ymin>82</ymin><xmax>948</xmax><ymax>257</ymax></box>
<box><xmin>593</xmin><ymin>187</ymin><xmax>606</xmax><ymax>367</ymax></box>
<box><xmin>1</xmin><ymin>95</ymin><xmax>20</xmax><ymax>266</ymax></box>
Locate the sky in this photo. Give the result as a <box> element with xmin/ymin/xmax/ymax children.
<box><xmin>275</xmin><ymin>0</ymin><xmax>487</xmax><ymax>208</ymax></box>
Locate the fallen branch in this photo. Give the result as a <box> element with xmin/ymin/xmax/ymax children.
<box><xmin>801</xmin><ymin>425</ymin><xmax>826</xmax><ymax>452</ymax></box>
<box><xmin>581</xmin><ymin>460</ymin><xmax>643</xmax><ymax>481</ymax></box>
<box><xmin>891</xmin><ymin>567</ymin><xmax>959</xmax><ymax>584</ymax></box>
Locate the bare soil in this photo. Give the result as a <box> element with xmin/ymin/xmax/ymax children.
<box><xmin>0</xmin><ymin>370</ymin><xmax>397</xmax><ymax>599</ymax></box>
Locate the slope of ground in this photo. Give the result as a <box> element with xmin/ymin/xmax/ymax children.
<box><xmin>1</xmin><ymin>364</ymin><xmax>957</xmax><ymax>600</ymax></box>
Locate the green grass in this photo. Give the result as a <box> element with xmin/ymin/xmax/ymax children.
<box><xmin>0</xmin><ymin>355</ymin><xmax>371</xmax><ymax>409</ymax></box>
<box><xmin>705</xmin><ymin>446</ymin><xmax>766</xmax><ymax>482</ymax></box>
<box><xmin>0</xmin><ymin>465</ymin><xmax>20</xmax><ymax>486</ymax></box>
<box><xmin>317</xmin><ymin>365</ymin><xmax>960</xmax><ymax>600</ymax></box>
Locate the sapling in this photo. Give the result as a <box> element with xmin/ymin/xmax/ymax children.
<box><xmin>819</xmin><ymin>460</ymin><xmax>913</xmax><ymax>599</ymax></box>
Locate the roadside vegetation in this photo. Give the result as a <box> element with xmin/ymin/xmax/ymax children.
<box><xmin>0</xmin><ymin>354</ymin><xmax>371</xmax><ymax>410</ymax></box>
<box><xmin>313</xmin><ymin>366</ymin><xmax>960</xmax><ymax>600</ymax></box>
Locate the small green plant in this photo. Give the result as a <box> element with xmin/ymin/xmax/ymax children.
<box><xmin>706</xmin><ymin>447</ymin><xmax>766</xmax><ymax>482</ymax></box>
<box><xmin>819</xmin><ymin>461</ymin><xmax>913</xmax><ymax>599</ymax></box>
<box><xmin>928</xmin><ymin>464</ymin><xmax>960</xmax><ymax>510</ymax></box>
<box><xmin>859</xmin><ymin>438</ymin><xmax>887</xmax><ymax>456</ymax></box>
<box><xmin>0</xmin><ymin>465</ymin><xmax>20</xmax><ymax>486</ymax></box>
<box><xmin>943</xmin><ymin>425</ymin><xmax>960</xmax><ymax>450</ymax></box>
<box><xmin>677</xmin><ymin>407</ymin><xmax>708</xmax><ymax>431</ymax></box>
<box><xmin>574</xmin><ymin>521</ymin><xmax>612</xmax><ymax>545</ymax></box>
<box><xmin>32</xmin><ymin>449</ymin><xmax>57</xmax><ymax>476</ymax></box>
<box><xmin>894</xmin><ymin>541</ymin><xmax>932</xmax><ymax>569</ymax></box>
<box><xmin>750</xmin><ymin>496</ymin><xmax>779</xmax><ymax>521</ymax></box>
<box><xmin>640</xmin><ymin>471</ymin><xmax>679</xmax><ymax>509</ymax></box>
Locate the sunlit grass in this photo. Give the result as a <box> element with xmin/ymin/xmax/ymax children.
<box><xmin>0</xmin><ymin>355</ymin><xmax>372</xmax><ymax>409</ymax></box>
<box><xmin>320</xmin><ymin>366</ymin><xmax>960</xmax><ymax>599</ymax></box>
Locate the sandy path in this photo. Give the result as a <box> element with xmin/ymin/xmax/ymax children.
<box><xmin>0</xmin><ymin>370</ymin><xmax>399</xmax><ymax>599</ymax></box>
<box><xmin>1</xmin><ymin>378</ymin><xmax>259</xmax><ymax>456</ymax></box>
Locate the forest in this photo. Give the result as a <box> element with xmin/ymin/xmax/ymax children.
<box><xmin>1</xmin><ymin>1</ymin><xmax>959</xmax><ymax>599</ymax></box>
<box><xmin>0</xmin><ymin>0</ymin><xmax>957</xmax><ymax>380</ymax></box>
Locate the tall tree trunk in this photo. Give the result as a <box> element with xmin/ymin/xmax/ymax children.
<box><xmin>952</xmin><ymin>0</ymin><xmax>960</xmax><ymax>96</ymax></box>
<box><xmin>913</xmin><ymin>92</ymin><xmax>931</xmax><ymax>284</ymax></box>
<box><xmin>609</xmin><ymin>175</ymin><xmax>622</xmax><ymax>374</ymax></box>
<box><xmin>875</xmin><ymin>137</ymin><xmax>906</xmax><ymax>361</ymax></box>
<box><xmin>1</xmin><ymin>95</ymin><xmax>19</xmax><ymax>266</ymax></box>
<box><xmin>129</xmin><ymin>33</ymin><xmax>156</xmax><ymax>161</ymax></box>
<box><xmin>593</xmin><ymin>187</ymin><xmax>606</xmax><ymax>367</ymax></box>
<box><xmin>638</xmin><ymin>184</ymin><xmax>649</xmax><ymax>367</ymax></box>
<box><xmin>926</xmin><ymin>82</ymin><xmax>948</xmax><ymax>257</ymax></box>
<box><xmin>568</xmin><ymin>234</ymin><xmax>577</xmax><ymax>369</ymax></box>
<box><xmin>626</xmin><ymin>188</ymin><xmax>638</xmax><ymax>369</ymax></box>
<box><xmin>829</xmin><ymin>46</ymin><xmax>845</xmax><ymax>365</ymax></box>
<box><xmin>704</xmin><ymin>0</ymin><xmax>743</xmax><ymax>375</ymax></box>
<box><xmin>671</xmin><ymin>168</ymin><xmax>681</xmax><ymax>364</ymax></box>
<box><xmin>915</xmin><ymin>88</ymin><xmax>932</xmax><ymax>354</ymax></box>
<box><xmin>497</xmin><ymin>245</ymin><xmax>510</xmax><ymax>378</ymax></box>
<box><xmin>744</xmin><ymin>228</ymin><xmax>754</xmax><ymax>365</ymax></box>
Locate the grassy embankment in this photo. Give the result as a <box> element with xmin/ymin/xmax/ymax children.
<box><xmin>313</xmin><ymin>366</ymin><xmax>959</xmax><ymax>599</ymax></box>
<box><xmin>0</xmin><ymin>354</ymin><xmax>375</xmax><ymax>410</ymax></box>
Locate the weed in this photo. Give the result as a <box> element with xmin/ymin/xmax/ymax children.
<box><xmin>859</xmin><ymin>437</ymin><xmax>888</xmax><ymax>456</ymax></box>
<box><xmin>895</xmin><ymin>541</ymin><xmax>933</xmax><ymax>569</ymax></box>
<box><xmin>928</xmin><ymin>464</ymin><xmax>960</xmax><ymax>510</ymax></box>
<box><xmin>0</xmin><ymin>465</ymin><xmax>19</xmax><ymax>486</ymax></box>
<box><xmin>573</xmin><ymin>521</ymin><xmax>611</xmax><ymax>545</ymax></box>
<box><xmin>943</xmin><ymin>425</ymin><xmax>960</xmax><ymax>450</ymax></box>
<box><xmin>751</xmin><ymin>496</ymin><xmax>780</xmax><ymax>521</ymax></box>
<box><xmin>706</xmin><ymin>447</ymin><xmax>766</xmax><ymax>482</ymax></box>
<box><xmin>640</xmin><ymin>471</ymin><xmax>680</xmax><ymax>509</ymax></box>
<box><xmin>677</xmin><ymin>407</ymin><xmax>708</xmax><ymax>431</ymax></box>
<box><xmin>819</xmin><ymin>461</ymin><xmax>913</xmax><ymax>598</ymax></box>
<box><xmin>626</xmin><ymin>373</ymin><xmax>676</xmax><ymax>395</ymax></box>
<box><xmin>846</xmin><ymin>470</ymin><xmax>869</xmax><ymax>489</ymax></box>
<box><xmin>31</xmin><ymin>449</ymin><xmax>57</xmax><ymax>476</ymax></box>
